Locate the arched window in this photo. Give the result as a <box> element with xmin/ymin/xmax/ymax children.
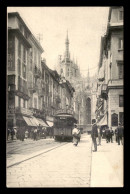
<box><xmin>86</xmin><ymin>98</ymin><xmax>91</xmax><ymax>124</ymax></box>
<box><xmin>111</xmin><ymin>113</ymin><xmax>118</xmax><ymax>126</ymax></box>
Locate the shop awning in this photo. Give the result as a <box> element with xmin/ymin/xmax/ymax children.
<box><xmin>98</xmin><ymin>114</ymin><xmax>107</xmax><ymax>126</ymax></box>
<box><xmin>36</xmin><ymin>118</ymin><xmax>49</xmax><ymax>127</ymax></box>
<box><xmin>46</xmin><ymin>121</ymin><xmax>53</xmax><ymax>127</ymax></box>
<box><xmin>31</xmin><ymin>116</ymin><xmax>40</xmax><ymax>126</ymax></box>
<box><xmin>29</xmin><ymin>117</ymin><xmax>38</xmax><ymax>126</ymax></box>
<box><xmin>23</xmin><ymin>116</ymin><xmax>34</xmax><ymax>126</ymax></box>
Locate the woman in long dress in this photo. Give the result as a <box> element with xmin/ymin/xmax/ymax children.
<box><xmin>72</xmin><ymin>124</ymin><xmax>80</xmax><ymax>146</ymax></box>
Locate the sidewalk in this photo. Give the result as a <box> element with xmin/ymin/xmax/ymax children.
<box><xmin>90</xmin><ymin>138</ymin><xmax>124</xmax><ymax>187</ymax></box>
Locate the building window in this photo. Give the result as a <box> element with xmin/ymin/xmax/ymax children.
<box><xmin>118</xmin><ymin>62</ymin><xmax>123</xmax><ymax>79</ymax></box>
<box><xmin>119</xmin><ymin>95</ymin><xmax>123</xmax><ymax>107</ymax></box>
<box><xmin>18</xmin><ymin>41</ymin><xmax>21</xmax><ymax>58</ymax></box>
<box><xmin>18</xmin><ymin>59</ymin><xmax>21</xmax><ymax>76</ymax></box>
<box><xmin>23</xmin><ymin>64</ymin><xmax>26</xmax><ymax>79</ymax></box>
<box><xmin>34</xmin><ymin>98</ymin><xmax>37</xmax><ymax>109</ymax></box>
<box><xmin>18</xmin><ymin>97</ymin><xmax>21</xmax><ymax>107</ymax></box>
<box><xmin>30</xmin><ymin>58</ymin><xmax>32</xmax><ymax>71</ymax></box>
<box><xmin>23</xmin><ymin>47</ymin><xmax>26</xmax><ymax>63</ymax></box>
<box><xmin>8</xmin><ymin>54</ymin><xmax>13</xmax><ymax>68</ymax></box>
<box><xmin>111</xmin><ymin>113</ymin><xmax>118</xmax><ymax>126</ymax></box>
<box><xmin>119</xmin><ymin>112</ymin><xmax>124</xmax><ymax>125</ymax></box>
<box><xmin>86</xmin><ymin>98</ymin><xmax>91</xmax><ymax>124</ymax></box>
<box><xmin>119</xmin><ymin>10</ymin><xmax>123</xmax><ymax>21</ymax></box>
<box><xmin>118</xmin><ymin>38</ymin><xmax>123</xmax><ymax>50</ymax></box>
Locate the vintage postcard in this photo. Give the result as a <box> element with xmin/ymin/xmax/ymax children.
<box><xmin>6</xmin><ymin>6</ymin><xmax>123</xmax><ymax>188</ymax></box>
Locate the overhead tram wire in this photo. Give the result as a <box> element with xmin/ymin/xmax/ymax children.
<box><xmin>80</xmin><ymin>65</ymin><xmax>98</xmax><ymax>71</ymax></box>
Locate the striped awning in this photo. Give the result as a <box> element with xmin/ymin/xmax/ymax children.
<box><xmin>29</xmin><ymin>117</ymin><xmax>38</xmax><ymax>126</ymax></box>
<box><xmin>46</xmin><ymin>121</ymin><xmax>53</xmax><ymax>127</ymax></box>
<box><xmin>36</xmin><ymin>118</ymin><xmax>49</xmax><ymax>127</ymax></box>
<box><xmin>23</xmin><ymin>116</ymin><xmax>34</xmax><ymax>126</ymax></box>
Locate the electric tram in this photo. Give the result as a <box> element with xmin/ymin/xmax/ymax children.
<box><xmin>53</xmin><ymin>112</ymin><xmax>77</xmax><ymax>141</ymax></box>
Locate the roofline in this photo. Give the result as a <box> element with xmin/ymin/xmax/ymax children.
<box><xmin>8</xmin><ymin>12</ymin><xmax>32</xmax><ymax>35</ymax></box>
<box><xmin>8</xmin><ymin>12</ymin><xmax>44</xmax><ymax>53</ymax></box>
<box><xmin>30</xmin><ymin>34</ymin><xmax>44</xmax><ymax>53</ymax></box>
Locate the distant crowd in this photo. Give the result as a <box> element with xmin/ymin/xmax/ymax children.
<box><xmin>91</xmin><ymin>119</ymin><xmax>124</xmax><ymax>152</ymax></box>
<box><xmin>7</xmin><ymin>126</ymin><xmax>54</xmax><ymax>142</ymax></box>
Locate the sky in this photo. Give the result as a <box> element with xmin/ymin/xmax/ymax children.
<box><xmin>7</xmin><ymin>7</ymin><xmax>109</xmax><ymax>77</ymax></box>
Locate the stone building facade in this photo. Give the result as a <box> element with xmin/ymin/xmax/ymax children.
<box><xmin>96</xmin><ymin>6</ymin><xmax>123</xmax><ymax>129</ymax></box>
<box><xmin>7</xmin><ymin>12</ymin><xmax>75</xmax><ymax>133</ymax></box>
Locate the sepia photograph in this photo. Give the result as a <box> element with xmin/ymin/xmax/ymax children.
<box><xmin>6</xmin><ymin>6</ymin><xmax>124</xmax><ymax>188</ymax></box>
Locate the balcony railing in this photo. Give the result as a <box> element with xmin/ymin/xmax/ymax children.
<box><xmin>34</xmin><ymin>66</ymin><xmax>41</xmax><ymax>78</ymax></box>
<box><xmin>15</xmin><ymin>107</ymin><xmax>33</xmax><ymax>116</ymax></box>
<box><xmin>29</xmin><ymin>107</ymin><xmax>45</xmax><ymax>118</ymax></box>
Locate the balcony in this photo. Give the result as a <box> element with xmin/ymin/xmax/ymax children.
<box><xmin>16</xmin><ymin>107</ymin><xmax>33</xmax><ymax>116</ymax></box>
<box><xmin>34</xmin><ymin>66</ymin><xmax>41</xmax><ymax>78</ymax></box>
<box><xmin>8</xmin><ymin>84</ymin><xmax>16</xmax><ymax>92</ymax></box>
<box><xmin>29</xmin><ymin>107</ymin><xmax>45</xmax><ymax>118</ymax></box>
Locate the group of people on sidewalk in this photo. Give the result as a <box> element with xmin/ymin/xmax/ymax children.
<box><xmin>91</xmin><ymin>119</ymin><xmax>124</xmax><ymax>152</ymax></box>
<box><xmin>7</xmin><ymin>126</ymin><xmax>52</xmax><ymax>142</ymax></box>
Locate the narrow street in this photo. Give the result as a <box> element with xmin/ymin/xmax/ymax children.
<box><xmin>7</xmin><ymin>134</ymin><xmax>92</xmax><ymax>187</ymax></box>
<box><xmin>6</xmin><ymin>7</ymin><xmax>124</xmax><ymax>189</ymax></box>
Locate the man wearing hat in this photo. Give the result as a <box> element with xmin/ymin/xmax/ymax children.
<box><xmin>91</xmin><ymin>119</ymin><xmax>98</xmax><ymax>152</ymax></box>
<box><xmin>116</xmin><ymin>122</ymin><xmax>123</xmax><ymax>145</ymax></box>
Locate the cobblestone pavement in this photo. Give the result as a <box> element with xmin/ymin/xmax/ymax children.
<box><xmin>7</xmin><ymin>134</ymin><xmax>92</xmax><ymax>188</ymax></box>
<box><xmin>7</xmin><ymin>138</ymin><xmax>66</xmax><ymax>167</ymax></box>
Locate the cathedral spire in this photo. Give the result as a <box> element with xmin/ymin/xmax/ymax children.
<box><xmin>87</xmin><ymin>65</ymin><xmax>90</xmax><ymax>87</ymax></box>
<box><xmin>64</xmin><ymin>30</ymin><xmax>70</xmax><ymax>59</ymax></box>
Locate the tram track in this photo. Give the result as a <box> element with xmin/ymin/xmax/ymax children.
<box><xmin>7</xmin><ymin>142</ymin><xmax>69</xmax><ymax>168</ymax></box>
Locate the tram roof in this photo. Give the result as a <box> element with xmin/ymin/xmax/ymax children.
<box><xmin>54</xmin><ymin>113</ymin><xmax>76</xmax><ymax>119</ymax></box>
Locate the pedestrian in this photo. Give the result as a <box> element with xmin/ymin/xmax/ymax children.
<box><xmin>7</xmin><ymin>128</ymin><xmax>11</xmax><ymax>140</ymax></box>
<box><xmin>109</xmin><ymin>127</ymin><xmax>114</xmax><ymax>143</ymax></box>
<box><xmin>72</xmin><ymin>124</ymin><xmax>80</xmax><ymax>146</ymax></box>
<box><xmin>116</xmin><ymin>122</ymin><xmax>123</xmax><ymax>145</ymax></box>
<box><xmin>25</xmin><ymin>129</ymin><xmax>29</xmax><ymax>139</ymax></box>
<box><xmin>21</xmin><ymin>127</ymin><xmax>25</xmax><ymax>141</ymax></box>
<box><xmin>115</xmin><ymin>128</ymin><xmax>118</xmax><ymax>142</ymax></box>
<box><xmin>91</xmin><ymin>119</ymin><xmax>98</xmax><ymax>152</ymax></box>
<box><xmin>105</xmin><ymin>126</ymin><xmax>110</xmax><ymax>143</ymax></box>
<box><xmin>10</xmin><ymin>127</ymin><xmax>15</xmax><ymax>141</ymax></box>
<box><xmin>97</xmin><ymin>125</ymin><xmax>102</xmax><ymax>145</ymax></box>
<box><xmin>33</xmin><ymin>128</ymin><xmax>38</xmax><ymax>141</ymax></box>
